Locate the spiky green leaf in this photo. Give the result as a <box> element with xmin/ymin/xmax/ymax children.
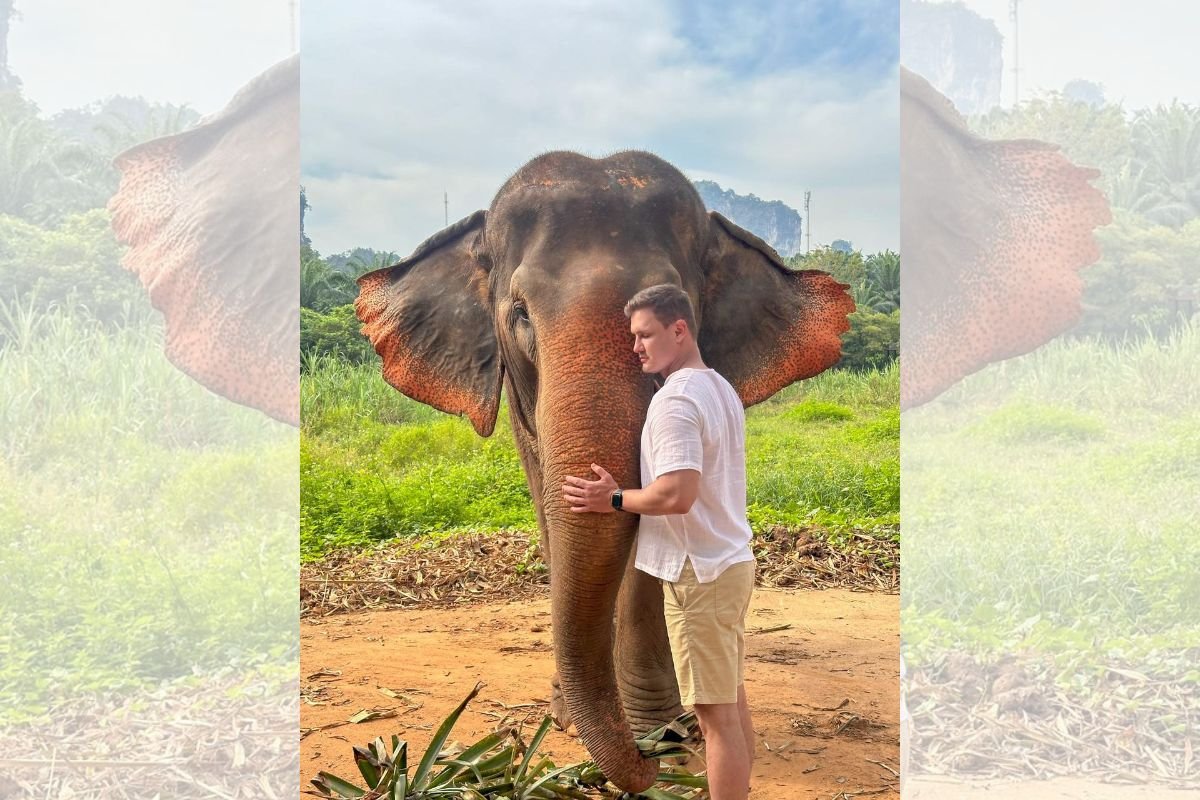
<box><xmin>310</xmin><ymin>771</ymin><xmax>368</xmax><ymax>798</ymax></box>
<box><xmin>411</xmin><ymin>681</ymin><xmax>483</xmax><ymax>789</ymax></box>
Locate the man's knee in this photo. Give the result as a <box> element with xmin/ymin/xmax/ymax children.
<box><xmin>694</xmin><ymin>701</ymin><xmax>742</xmax><ymax>731</ymax></box>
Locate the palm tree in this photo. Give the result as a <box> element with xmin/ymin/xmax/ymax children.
<box><xmin>300</xmin><ymin>248</ymin><xmax>356</xmax><ymax>311</ymax></box>
<box><xmin>0</xmin><ymin>100</ymin><xmax>60</xmax><ymax>219</ymax></box>
<box><xmin>346</xmin><ymin>250</ymin><xmax>399</xmax><ymax>278</ymax></box>
<box><xmin>93</xmin><ymin>102</ymin><xmax>198</xmax><ymax>157</ymax></box>
<box><xmin>0</xmin><ymin>93</ymin><xmax>143</xmax><ymax>221</ymax></box>
<box><xmin>1125</xmin><ymin>102</ymin><xmax>1200</xmax><ymax>226</ymax></box>
<box><xmin>864</xmin><ymin>251</ymin><xmax>900</xmax><ymax>313</ymax></box>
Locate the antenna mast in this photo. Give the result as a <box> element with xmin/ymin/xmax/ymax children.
<box><xmin>804</xmin><ymin>190</ymin><xmax>812</xmax><ymax>254</ymax></box>
<box><xmin>1009</xmin><ymin>0</ymin><xmax>1020</xmax><ymax>107</ymax></box>
<box><xmin>444</xmin><ymin>191</ymin><xmax>449</xmax><ymax>227</ymax></box>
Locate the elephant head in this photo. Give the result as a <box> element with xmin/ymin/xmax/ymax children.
<box><xmin>356</xmin><ymin>150</ymin><xmax>852</xmax><ymax>792</ymax></box>
<box><xmin>900</xmin><ymin>66</ymin><xmax>1112</xmax><ymax>410</ymax></box>
<box><xmin>108</xmin><ymin>55</ymin><xmax>300</xmax><ymax>425</ymax></box>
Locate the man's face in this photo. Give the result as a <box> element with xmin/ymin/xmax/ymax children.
<box><xmin>630</xmin><ymin>308</ymin><xmax>683</xmax><ymax>375</ymax></box>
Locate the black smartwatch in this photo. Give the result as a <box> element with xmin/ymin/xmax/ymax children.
<box><xmin>610</xmin><ymin>489</ymin><xmax>624</xmax><ymax>510</ymax></box>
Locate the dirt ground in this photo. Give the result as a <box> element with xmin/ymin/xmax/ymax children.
<box><xmin>907</xmin><ymin>777</ymin><xmax>1200</xmax><ymax>799</ymax></box>
<box><xmin>301</xmin><ymin>587</ymin><xmax>900</xmax><ymax>799</ymax></box>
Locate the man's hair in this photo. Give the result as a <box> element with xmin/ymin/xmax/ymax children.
<box><xmin>624</xmin><ymin>284</ymin><xmax>697</xmax><ymax>333</ymax></box>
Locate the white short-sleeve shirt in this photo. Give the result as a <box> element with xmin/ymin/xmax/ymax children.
<box><xmin>634</xmin><ymin>367</ymin><xmax>755</xmax><ymax>583</ymax></box>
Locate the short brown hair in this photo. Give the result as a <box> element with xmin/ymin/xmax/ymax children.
<box><xmin>624</xmin><ymin>283</ymin><xmax>697</xmax><ymax>333</ymax></box>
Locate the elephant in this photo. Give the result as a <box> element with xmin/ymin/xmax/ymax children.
<box><xmin>900</xmin><ymin>66</ymin><xmax>1112</xmax><ymax>410</ymax></box>
<box><xmin>355</xmin><ymin>150</ymin><xmax>854</xmax><ymax>792</ymax></box>
<box><xmin>108</xmin><ymin>55</ymin><xmax>300</xmax><ymax>426</ymax></box>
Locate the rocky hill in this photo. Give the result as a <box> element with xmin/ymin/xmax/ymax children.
<box><xmin>900</xmin><ymin>0</ymin><xmax>1003</xmax><ymax>115</ymax></box>
<box><xmin>693</xmin><ymin>180</ymin><xmax>803</xmax><ymax>257</ymax></box>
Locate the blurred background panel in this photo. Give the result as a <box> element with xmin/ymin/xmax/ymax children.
<box><xmin>901</xmin><ymin>1</ymin><xmax>1200</xmax><ymax>796</ymax></box>
<box><xmin>0</xmin><ymin>2</ymin><xmax>298</xmax><ymax>797</ymax></box>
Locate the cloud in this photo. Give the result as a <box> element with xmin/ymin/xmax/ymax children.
<box><xmin>302</xmin><ymin>0</ymin><xmax>898</xmax><ymax>254</ymax></box>
<box><xmin>953</xmin><ymin>0</ymin><xmax>1198</xmax><ymax>112</ymax></box>
<box><xmin>9</xmin><ymin>0</ymin><xmax>294</xmax><ymax>114</ymax></box>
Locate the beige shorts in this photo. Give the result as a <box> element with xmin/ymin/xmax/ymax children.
<box><xmin>662</xmin><ymin>559</ymin><xmax>755</xmax><ymax>706</ymax></box>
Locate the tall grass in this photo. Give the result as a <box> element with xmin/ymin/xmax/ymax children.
<box><xmin>0</xmin><ymin>296</ymin><xmax>275</xmax><ymax>462</ymax></box>
<box><xmin>902</xmin><ymin>322</ymin><xmax>1200</xmax><ymax>665</ymax></box>
<box><xmin>0</xmin><ymin>298</ymin><xmax>297</xmax><ymax>719</ymax></box>
<box><xmin>300</xmin><ymin>357</ymin><xmax>899</xmax><ymax>559</ymax></box>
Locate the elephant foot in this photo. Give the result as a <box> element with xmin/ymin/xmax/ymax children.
<box><xmin>549</xmin><ymin>673</ymin><xmax>574</xmax><ymax>733</ymax></box>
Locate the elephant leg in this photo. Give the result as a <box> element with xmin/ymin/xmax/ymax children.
<box><xmin>615</xmin><ymin>553</ymin><xmax>683</xmax><ymax>735</ymax></box>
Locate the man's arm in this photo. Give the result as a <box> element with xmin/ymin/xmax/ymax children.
<box><xmin>561</xmin><ymin>464</ymin><xmax>699</xmax><ymax>516</ymax></box>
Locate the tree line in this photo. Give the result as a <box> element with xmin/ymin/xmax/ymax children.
<box><xmin>300</xmin><ymin>221</ymin><xmax>902</xmax><ymax>372</ymax></box>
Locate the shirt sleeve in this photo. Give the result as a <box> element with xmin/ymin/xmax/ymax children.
<box><xmin>648</xmin><ymin>394</ymin><xmax>704</xmax><ymax>479</ymax></box>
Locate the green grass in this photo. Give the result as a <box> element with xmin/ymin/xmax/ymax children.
<box><xmin>902</xmin><ymin>322</ymin><xmax>1200</xmax><ymax>672</ymax></box>
<box><xmin>786</xmin><ymin>399</ymin><xmax>855</xmax><ymax>423</ymax></box>
<box><xmin>0</xmin><ymin>300</ymin><xmax>297</xmax><ymax>720</ymax></box>
<box><xmin>744</xmin><ymin>365</ymin><xmax>899</xmax><ymax>534</ymax></box>
<box><xmin>968</xmin><ymin>402</ymin><xmax>1106</xmax><ymax>443</ymax></box>
<box><xmin>300</xmin><ymin>358</ymin><xmax>900</xmax><ymax>560</ymax></box>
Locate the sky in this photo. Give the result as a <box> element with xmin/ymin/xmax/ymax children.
<box><xmin>301</xmin><ymin>0</ymin><xmax>900</xmax><ymax>256</ymax></box>
<box><xmin>954</xmin><ymin>0</ymin><xmax>1198</xmax><ymax>111</ymax></box>
<box><xmin>7</xmin><ymin>0</ymin><xmax>296</xmax><ymax>115</ymax></box>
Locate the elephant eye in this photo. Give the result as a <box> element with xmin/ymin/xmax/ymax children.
<box><xmin>510</xmin><ymin>301</ymin><xmax>536</xmax><ymax>361</ymax></box>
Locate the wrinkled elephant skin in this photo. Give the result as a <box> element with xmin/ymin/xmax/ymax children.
<box><xmin>356</xmin><ymin>150</ymin><xmax>853</xmax><ymax>792</ymax></box>
<box><xmin>108</xmin><ymin>56</ymin><xmax>300</xmax><ymax>426</ymax></box>
<box><xmin>900</xmin><ymin>67</ymin><xmax>1112</xmax><ymax>410</ymax></box>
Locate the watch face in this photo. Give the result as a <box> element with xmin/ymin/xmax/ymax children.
<box><xmin>611</xmin><ymin>490</ymin><xmax>622</xmax><ymax>509</ymax></box>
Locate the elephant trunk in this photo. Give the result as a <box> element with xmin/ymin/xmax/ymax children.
<box><xmin>537</xmin><ymin>318</ymin><xmax>658</xmax><ymax>794</ymax></box>
<box><xmin>545</xmin><ymin>511</ymin><xmax>658</xmax><ymax>793</ymax></box>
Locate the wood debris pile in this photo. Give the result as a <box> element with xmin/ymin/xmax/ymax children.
<box><xmin>0</xmin><ymin>671</ymin><xmax>297</xmax><ymax>798</ymax></box>
<box><xmin>754</xmin><ymin>526</ymin><xmax>898</xmax><ymax>594</ymax></box>
<box><xmin>302</xmin><ymin>526</ymin><xmax>898</xmax><ymax>617</ymax></box>
<box><xmin>909</xmin><ymin>651</ymin><xmax>1200</xmax><ymax>788</ymax></box>
<box><xmin>301</xmin><ymin>531</ymin><xmax>548</xmax><ymax>616</ymax></box>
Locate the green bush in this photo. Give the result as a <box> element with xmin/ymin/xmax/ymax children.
<box><xmin>301</xmin><ymin>304</ymin><xmax>376</xmax><ymax>366</ymax></box>
<box><xmin>970</xmin><ymin>401</ymin><xmax>1106</xmax><ymax>444</ymax></box>
<box><xmin>0</xmin><ymin>211</ymin><xmax>148</xmax><ymax>334</ymax></box>
<box><xmin>1075</xmin><ymin>212</ymin><xmax>1200</xmax><ymax>341</ymax></box>
<box><xmin>850</xmin><ymin>407</ymin><xmax>900</xmax><ymax>442</ymax></box>
<box><xmin>838</xmin><ymin>308</ymin><xmax>900</xmax><ymax>371</ymax></box>
<box><xmin>787</xmin><ymin>400</ymin><xmax>854</xmax><ymax>422</ymax></box>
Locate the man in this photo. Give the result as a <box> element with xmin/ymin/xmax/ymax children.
<box><xmin>561</xmin><ymin>283</ymin><xmax>756</xmax><ymax>800</ymax></box>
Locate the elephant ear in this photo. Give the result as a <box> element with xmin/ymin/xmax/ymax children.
<box><xmin>699</xmin><ymin>212</ymin><xmax>854</xmax><ymax>408</ymax></box>
<box><xmin>108</xmin><ymin>55</ymin><xmax>299</xmax><ymax>426</ymax></box>
<box><xmin>355</xmin><ymin>211</ymin><xmax>502</xmax><ymax>436</ymax></box>
<box><xmin>900</xmin><ymin>66</ymin><xmax>1112</xmax><ymax>409</ymax></box>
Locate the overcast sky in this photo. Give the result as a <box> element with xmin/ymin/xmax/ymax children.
<box><xmin>955</xmin><ymin>0</ymin><xmax>1198</xmax><ymax>111</ymax></box>
<box><xmin>8</xmin><ymin>0</ymin><xmax>295</xmax><ymax>115</ymax></box>
<box><xmin>302</xmin><ymin>0</ymin><xmax>900</xmax><ymax>256</ymax></box>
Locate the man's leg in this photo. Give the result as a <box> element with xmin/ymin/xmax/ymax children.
<box><xmin>737</xmin><ymin>683</ymin><xmax>755</xmax><ymax>764</ymax></box>
<box><xmin>695</xmin><ymin>701</ymin><xmax>751</xmax><ymax>800</ymax></box>
<box><xmin>663</xmin><ymin>560</ymin><xmax>756</xmax><ymax>799</ymax></box>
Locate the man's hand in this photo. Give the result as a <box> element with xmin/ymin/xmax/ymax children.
<box><xmin>562</xmin><ymin>463</ymin><xmax>619</xmax><ymax>513</ymax></box>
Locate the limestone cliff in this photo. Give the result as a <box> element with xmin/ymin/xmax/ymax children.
<box><xmin>900</xmin><ymin>0</ymin><xmax>1003</xmax><ymax>115</ymax></box>
<box><xmin>693</xmin><ymin>180</ymin><xmax>803</xmax><ymax>257</ymax></box>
